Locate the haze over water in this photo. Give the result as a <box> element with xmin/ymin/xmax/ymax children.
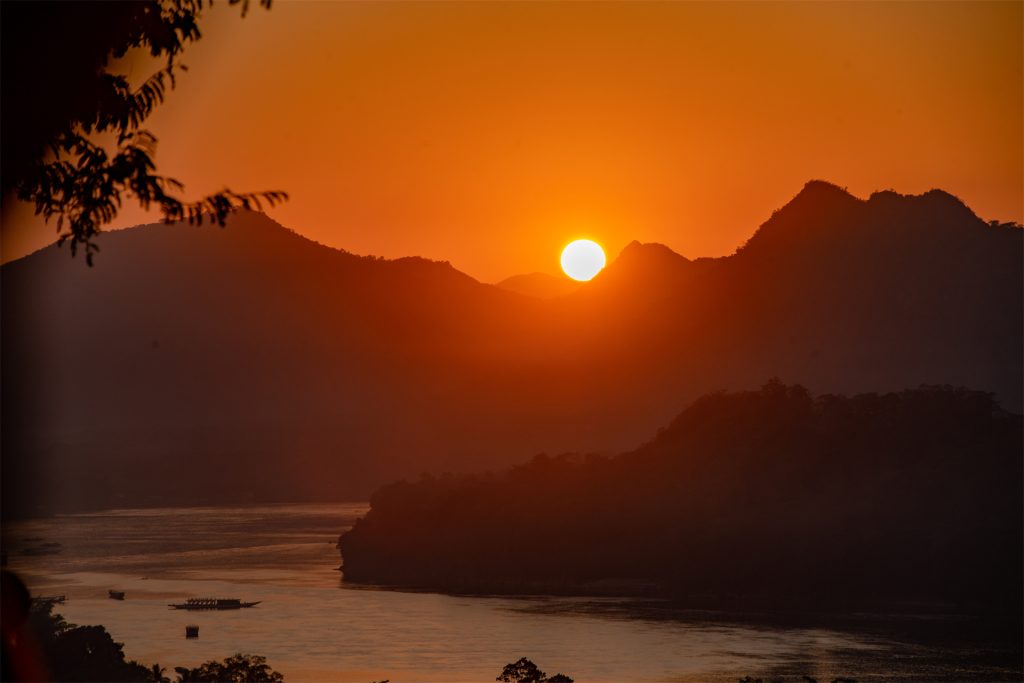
<box><xmin>4</xmin><ymin>504</ymin><xmax>1017</xmax><ymax>683</ymax></box>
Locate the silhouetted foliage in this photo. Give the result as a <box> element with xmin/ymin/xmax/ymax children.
<box><xmin>152</xmin><ymin>663</ymin><xmax>172</xmax><ymax>683</ymax></box>
<box><xmin>15</xmin><ymin>600</ymin><xmax>285</xmax><ymax>682</ymax></box>
<box><xmin>174</xmin><ymin>653</ymin><xmax>284</xmax><ymax>682</ymax></box>
<box><xmin>497</xmin><ymin>658</ymin><xmax>545</xmax><ymax>683</ymax></box>
<box><xmin>340</xmin><ymin>382</ymin><xmax>1022</xmax><ymax>609</ymax></box>
<box><xmin>497</xmin><ymin>657</ymin><xmax>573</xmax><ymax>683</ymax></box>
<box><xmin>26</xmin><ymin>603</ymin><xmax>152</xmax><ymax>682</ymax></box>
<box><xmin>1</xmin><ymin>0</ymin><xmax>287</xmax><ymax>264</ymax></box>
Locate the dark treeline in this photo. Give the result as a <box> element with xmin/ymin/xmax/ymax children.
<box><xmin>339</xmin><ymin>381</ymin><xmax>1022</xmax><ymax>610</ymax></box>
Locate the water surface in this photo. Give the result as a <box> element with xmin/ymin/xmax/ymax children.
<box><xmin>3</xmin><ymin>504</ymin><xmax>1019</xmax><ymax>682</ymax></box>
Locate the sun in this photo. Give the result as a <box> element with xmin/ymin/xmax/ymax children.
<box><xmin>560</xmin><ymin>239</ymin><xmax>606</xmax><ymax>281</ymax></box>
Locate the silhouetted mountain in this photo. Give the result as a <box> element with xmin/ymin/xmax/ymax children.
<box><xmin>3</xmin><ymin>181</ymin><xmax>1021</xmax><ymax>516</ymax></box>
<box><xmin>1</xmin><ymin>215</ymin><xmax>541</xmax><ymax>515</ymax></box>
<box><xmin>601</xmin><ymin>240</ymin><xmax>695</xmax><ymax>281</ymax></box>
<box><xmin>338</xmin><ymin>382</ymin><xmax>1023</xmax><ymax>612</ymax></box>
<box><xmin>495</xmin><ymin>272</ymin><xmax>581</xmax><ymax>299</ymax></box>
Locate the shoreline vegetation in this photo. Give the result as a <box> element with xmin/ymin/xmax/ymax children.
<box><xmin>338</xmin><ymin>382</ymin><xmax>1022</xmax><ymax>617</ymax></box>
<box><xmin>6</xmin><ymin>597</ymin><xmax>867</xmax><ymax>683</ymax></box>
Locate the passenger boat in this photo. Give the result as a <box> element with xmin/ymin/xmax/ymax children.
<box><xmin>167</xmin><ymin>597</ymin><xmax>260</xmax><ymax>610</ymax></box>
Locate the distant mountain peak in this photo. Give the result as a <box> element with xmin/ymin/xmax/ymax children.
<box><xmin>781</xmin><ymin>179</ymin><xmax>863</xmax><ymax>214</ymax></box>
<box><xmin>735</xmin><ymin>180</ymin><xmax>993</xmax><ymax>259</ymax></box>
<box><xmin>867</xmin><ymin>187</ymin><xmax>980</xmax><ymax>223</ymax></box>
<box><xmin>596</xmin><ymin>240</ymin><xmax>693</xmax><ymax>288</ymax></box>
<box><xmin>613</xmin><ymin>241</ymin><xmax>690</xmax><ymax>267</ymax></box>
<box><xmin>731</xmin><ymin>180</ymin><xmax>863</xmax><ymax>254</ymax></box>
<box><xmin>797</xmin><ymin>178</ymin><xmax>856</xmax><ymax>198</ymax></box>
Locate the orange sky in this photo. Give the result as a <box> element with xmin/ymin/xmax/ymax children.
<box><xmin>2</xmin><ymin>0</ymin><xmax>1021</xmax><ymax>281</ymax></box>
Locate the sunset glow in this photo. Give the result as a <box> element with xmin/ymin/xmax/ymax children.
<box><xmin>1</xmin><ymin>2</ymin><xmax>1021</xmax><ymax>279</ymax></box>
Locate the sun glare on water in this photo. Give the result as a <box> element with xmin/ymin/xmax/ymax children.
<box><xmin>561</xmin><ymin>239</ymin><xmax>606</xmax><ymax>281</ymax></box>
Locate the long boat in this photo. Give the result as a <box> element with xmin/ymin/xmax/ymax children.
<box><xmin>168</xmin><ymin>597</ymin><xmax>260</xmax><ymax>610</ymax></box>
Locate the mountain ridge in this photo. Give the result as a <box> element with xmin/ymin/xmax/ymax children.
<box><xmin>3</xmin><ymin>181</ymin><xmax>1020</xmax><ymax>516</ymax></box>
<box><xmin>495</xmin><ymin>272</ymin><xmax>581</xmax><ymax>299</ymax></box>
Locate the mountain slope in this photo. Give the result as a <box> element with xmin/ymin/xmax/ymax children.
<box><xmin>3</xmin><ymin>182</ymin><xmax>1021</xmax><ymax>515</ymax></box>
<box><xmin>338</xmin><ymin>382</ymin><xmax>1023</xmax><ymax>608</ymax></box>
<box><xmin>495</xmin><ymin>272</ymin><xmax>582</xmax><ymax>299</ymax></box>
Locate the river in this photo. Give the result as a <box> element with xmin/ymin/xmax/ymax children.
<box><xmin>2</xmin><ymin>504</ymin><xmax>1019</xmax><ymax>682</ymax></box>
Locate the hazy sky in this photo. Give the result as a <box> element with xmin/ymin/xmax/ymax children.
<box><xmin>3</xmin><ymin>0</ymin><xmax>1021</xmax><ymax>281</ymax></box>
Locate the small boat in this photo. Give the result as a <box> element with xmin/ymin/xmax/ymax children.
<box><xmin>185</xmin><ymin>625</ymin><xmax>199</xmax><ymax>639</ymax></box>
<box><xmin>168</xmin><ymin>597</ymin><xmax>261</xmax><ymax>610</ymax></box>
<box><xmin>108</xmin><ymin>590</ymin><xmax>126</xmax><ymax>600</ymax></box>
